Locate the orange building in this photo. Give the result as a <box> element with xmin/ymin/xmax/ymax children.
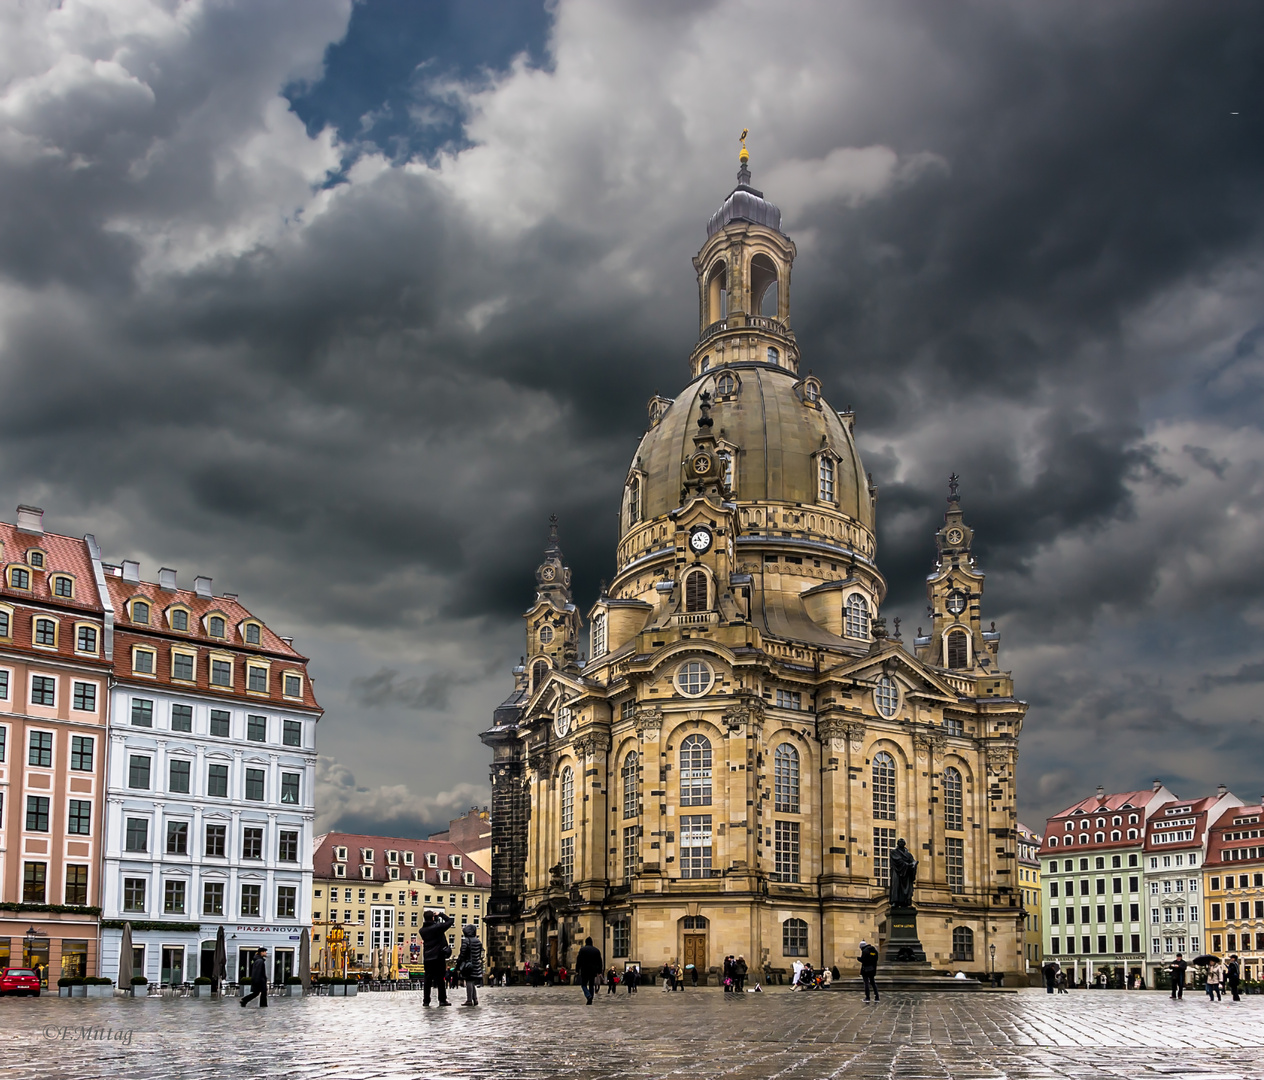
<box><xmin>0</xmin><ymin>507</ymin><xmax>109</xmax><ymax>984</ymax></box>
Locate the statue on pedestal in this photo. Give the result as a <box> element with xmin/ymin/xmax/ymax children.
<box><xmin>890</xmin><ymin>838</ymin><xmax>917</xmax><ymax>908</ymax></box>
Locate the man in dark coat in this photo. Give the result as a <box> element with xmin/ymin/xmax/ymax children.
<box><xmin>859</xmin><ymin>939</ymin><xmax>880</xmax><ymax>1002</ymax></box>
<box><xmin>1169</xmin><ymin>954</ymin><xmax>1187</xmax><ymax>1000</ymax></box>
<box><xmin>575</xmin><ymin>937</ymin><xmax>603</xmax><ymax>1005</ymax></box>
<box><xmin>1042</xmin><ymin>959</ymin><xmax>1057</xmax><ymax>994</ymax></box>
<box><xmin>733</xmin><ymin>955</ymin><xmax>747</xmax><ymax>993</ymax></box>
<box><xmin>1227</xmin><ymin>954</ymin><xmax>1242</xmax><ymax>1002</ymax></box>
<box><xmin>240</xmin><ymin>947</ymin><xmax>269</xmax><ymax>1008</ymax></box>
<box><xmin>420</xmin><ymin>910</ymin><xmax>454</xmax><ymax>1006</ymax></box>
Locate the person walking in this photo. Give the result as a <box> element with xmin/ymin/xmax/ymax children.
<box><xmin>733</xmin><ymin>956</ymin><xmax>747</xmax><ymax>993</ymax></box>
<box><xmin>420</xmin><ymin>910</ymin><xmax>455</xmax><ymax>1006</ymax></box>
<box><xmin>606</xmin><ymin>966</ymin><xmax>619</xmax><ymax>995</ymax></box>
<box><xmin>575</xmin><ymin>937</ymin><xmax>603</xmax><ymax>1005</ymax></box>
<box><xmin>239</xmin><ymin>947</ymin><xmax>269</xmax><ymax>1009</ymax></box>
<box><xmin>859</xmin><ymin>939</ymin><xmax>880</xmax><ymax>1002</ymax></box>
<box><xmin>1169</xmin><ymin>954</ymin><xmax>1187</xmax><ymax>1000</ymax></box>
<box><xmin>722</xmin><ymin>955</ymin><xmax>733</xmax><ymax>992</ymax></box>
<box><xmin>1226</xmin><ymin>954</ymin><xmax>1241</xmax><ymax>1002</ymax></box>
<box><xmin>456</xmin><ymin>923</ymin><xmax>484</xmax><ymax>1006</ymax></box>
<box><xmin>1206</xmin><ymin>959</ymin><xmax>1224</xmax><ymax>1002</ymax></box>
<box><xmin>1056</xmin><ymin>970</ymin><xmax>1068</xmax><ymax>993</ymax></box>
<box><xmin>1042</xmin><ymin>959</ymin><xmax>1057</xmax><ymax>994</ymax></box>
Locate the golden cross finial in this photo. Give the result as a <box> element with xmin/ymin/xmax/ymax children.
<box><xmin>739</xmin><ymin>128</ymin><xmax>749</xmax><ymax>164</ymax></box>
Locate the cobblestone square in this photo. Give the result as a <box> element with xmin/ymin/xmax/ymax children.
<box><xmin>3</xmin><ymin>987</ymin><xmax>1263</xmax><ymax>1080</ymax></box>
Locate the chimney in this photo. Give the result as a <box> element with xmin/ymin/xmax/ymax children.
<box><xmin>158</xmin><ymin>568</ymin><xmax>177</xmax><ymax>592</ymax></box>
<box><xmin>121</xmin><ymin>560</ymin><xmax>141</xmax><ymax>584</ymax></box>
<box><xmin>280</xmin><ymin>636</ymin><xmax>294</xmax><ymax>647</ymax></box>
<box><xmin>1096</xmin><ymin>785</ymin><xmax>1105</xmax><ymax>801</ymax></box>
<box><xmin>1218</xmin><ymin>784</ymin><xmax>1227</xmax><ymax>798</ymax></box>
<box><xmin>1152</xmin><ymin>779</ymin><xmax>1163</xmax><ymax>792</ymax></box>
<box><xmin>16</xmin><ymin>505</ymin><xmax>44</xmax><ymax>535</ymax></box>
<box><xmin>194</xmin><ymin>576</ymin><xmax>213</xmax><ymax>599</ymax></box>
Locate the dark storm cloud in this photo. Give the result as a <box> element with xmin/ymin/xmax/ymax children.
<box><xmin>2</xmin><ymin>0</ymin><xmax>1264</xmax><ymax>833</ymax></box>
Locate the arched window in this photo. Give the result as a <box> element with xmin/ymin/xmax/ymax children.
<box><xmin>707</xmin><ymin>262</ymin><xmax>727</xmax><ymax>323</ymax></box>
<box><xmin>767</xmin><ymin>346</ymin><xmax>780</xmax><ymax>365</ymax></box>
<box><xmin>132</xmin><ymin>600</ymin><xmax>150</xmax><ymax>625</ymax></box>
<box><xmin>946</xmin><ymin>630</ymin><xmax>968</xmax><ymax>669</ymax></box>
<box><xmin>774</xmin><ymin>744</ymin><xmax>800</xmax><ymax>813</ymax></box>
<box><xmin>622</xmin><ymin>752</ymin><xmax>639</xmax><ymax>819</ymax></box>
<box><xmin>951</xmin><ymin>926</ymin><xmax>974</xmax><ymax>961</ymax></box>
<box><xmin>680</xmin><ymin>734</ymin><xmax>712</xmax><ymax>806</ymax></box>
<box><xmin>844</xmin><ymin>594</ymin><xmax>869</xmax><ymax>639</ymax></box>
<box><xmin>208</xmin><ymin>615</ymin><xmax>225</xmax><ymax>638</ymax></box>
<box><xmin>627</xmin><ymin>477</ymin><xmax>640</xmax><ymax>527</ymax></box>
<box><xmin>943</xmin><ymin>767</ymin><xmax>963</xmax><ymax>831</ymax></box>
<box><xmin>1111</xmin><ymin>830</ymin><xmax>1121</xmax><ymax>841</ymax></box>
<box><xmin>718</xmin><ymin>449</ymin><xmax>734</xmax><ymax>490</ymax></box>
<box><xmin>872</xmin><ymin>751</ymin><xmax>896</xmax><ymax>820</ymax></box>
<box><xmin>560</xmin><ymin>766</ymin><xmax>574</xmax><ymax>832</ymax></box>
<box><xmin>532</xmin><ymin>660</ymin><xmax>548</xmax><ymax>689</ymax></box>
<box><xmin>782</xmin><ymin>918</ymin><xmax>809</xmax><ymax>957</ymax></box>
<box><xmin>699</xmin><ymin>355</ymin><xmax>710</xmax><ymax>372</ymax></box>
<box><xmin>1049</xmin><ymin>836</ymin><xmax>1059</xmax><ymax>847</ymax></box>
<box><xmin>818</xmin><ymin>456</ymin><xmax>835</xmax><ymax>502</ymax></box>
<box><xmin>717</xmin><ymin>372</ymin><xmax>736</xmax><ymax>396</ymax></box>
<box><xmin>751</xmin><ymin>254</ymin><xmax>778</xmax><ymax>317</ymax></box>
<box><xmin>684</xmin><ymin>570</ymin><xmax>708</xmax><ymax>613</ymax></box>
<box><xmin>1078</xmin><ymin>834</ymin><xmax>1088</xmax><ymax>845</ymax></box>
<box><xmin>591</xmin><ymin>613</ymin><xmax>607</xmax><ymax>659</ymax></box>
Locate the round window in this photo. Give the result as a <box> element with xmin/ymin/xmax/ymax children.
<box><xmin>675</xmin><ymin>661</ymin><xmax>713</xmax><ymax>697</ymax></box>
<box><xmin>874</xmin><ymin>675</ymin><xmax>899</xmax><ymax>718</ymax></box>
<box><xmin>539</xmin><ymin>625</ymin><xmax>554</xmax><ymax>645</ymax></box>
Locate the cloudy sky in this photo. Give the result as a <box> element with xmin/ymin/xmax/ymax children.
<box><xmin>3</xmin><ymin>0</ymin><xmax>1263</xmax><ymax>835</ymax></box>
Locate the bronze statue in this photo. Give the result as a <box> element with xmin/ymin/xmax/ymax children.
<box><xmin>890</xmin><ymin>838</ymin><xmax>917</xmax><ymax>907</ymax></box>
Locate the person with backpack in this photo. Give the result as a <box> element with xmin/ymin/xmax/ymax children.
<box><xmin>858</xmin><ymin>939</ymin><xmax>880</xmax><ymax>1002</ymax></box>
<box><xmin>456</xmin><ymin>923</ymin><xmax>484</xmax><ymax>1006</ymax></box>
<box><xmin>420</xmin><ymin>910</ymin><xmax>454</xmax><ymax>1006</ymax></box>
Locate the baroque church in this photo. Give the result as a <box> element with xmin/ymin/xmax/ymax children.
<box><xmin>481</xmin><ymin>145</ymin><xmax>1027</xmax><ymax>981</ymax></box>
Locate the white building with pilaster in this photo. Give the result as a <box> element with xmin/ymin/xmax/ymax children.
<box><xmin>98</xmin><ymin>561</ymin><xmax>320</xmax><ymax>987</ymax></box>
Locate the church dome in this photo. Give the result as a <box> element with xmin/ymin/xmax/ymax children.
<box><xmin>626</xmin><ymin>363</ymin><xmax>872</xmax><ymax>537</ymax></box>
<box><xmin>706</xmin><ymin>164</ymin><xmax>783</xmax><ymax>238</ymax></box>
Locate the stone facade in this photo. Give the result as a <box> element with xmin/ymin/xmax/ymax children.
<box><xmin>482</xmin><ymin>150</ymin><xmax>1028</xmax><ymax>981</ymax></box>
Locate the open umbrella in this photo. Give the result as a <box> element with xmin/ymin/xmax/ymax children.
<box><xmin>1191</xmin><ymin>954</ymin><xmax>1220</xmax><ymax>966</ymax></box>
<box><xmin>299</xmin><ymin>928</ymin><xmax>311</xmax><ymax>993</ymax></box>
<box><xmin>213</xmin><ymin>926</ymin><xmax>227</xmax><ymax>996</ymax></box>
<box><xmin>118</xmin><ymin>922</ymin><xmax>133</xmax><ymax>991</ymax></box>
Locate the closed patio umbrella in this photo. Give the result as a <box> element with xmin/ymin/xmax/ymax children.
<box><xmin>299</xmin><ymin>928</ymin><xmax>311</xmax><ymax>992</ymax></box>
<box><xmin>370</xmin><ymin>947</ymin><xmax>378</xmax><ymax>982</ymax></box>
<box><xmin>389</xmin><ymin>941</ymin><xmax>399</xmax><ymax>982</ymax></box>
<box><xmin>213</xmin><ymin>926</ymin><xmax>227</xmax><ymax>996</ymax></box>
<box><xmin>118</xmin><ymin>922</ymin><xmax>133</xmax><ymax>991</ymax></box>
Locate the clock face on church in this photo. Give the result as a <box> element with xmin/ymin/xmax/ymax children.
<box><xmin>691</xmin><ymin>452</ymin><xmax>712</xmax><ymax>475</ymax></box>
<box><xmin>945</xmin><ymin>528</ymin><xmax>964</xmax><ymax>546</ymax></box>
<box><xmin>688</xmin><ymin>526</ymin><xmax>713</xmax><ymax>555</ymax></box>
<box><xmin>946</xmin><ymin>590</ymin><xmax>967</xmax><ymax>615</ymax></box>
<box><xmin>540</xmin><ymin>566</ymin><xmax>556</xmax><ymax>581</ymax></box>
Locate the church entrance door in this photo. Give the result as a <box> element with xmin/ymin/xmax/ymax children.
<box><xmin>683</xmin><ymin>934</ymin><xmax>706</xmax><ymax>977</ymax></box>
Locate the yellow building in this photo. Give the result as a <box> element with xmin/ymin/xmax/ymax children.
<box><xmin>1017</xmin><ymin>822</ymin><xmax>1042</xmax><ymax>977</ymax></box>
<box><xmin>1204</xmin><ymin>802</ymin><xmax>1264</xmax><ymax>983</ymax></box>
<box><xmin>482</xmin><ymin>145</ymin><xmax>1028</xmax><ymax>983</ymax></box>
<box><xmin>310</xmin><ymin>832</ymin><xmax>490</xmax><ymax>976</ymax></box>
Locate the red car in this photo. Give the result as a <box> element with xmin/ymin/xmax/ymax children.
<box><xmin>0</xmin><ymin>968</ymin><xmax>41</xmax><ymax>996</ymax></box>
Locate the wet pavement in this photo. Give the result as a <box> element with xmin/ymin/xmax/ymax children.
<box><xmin>3</xmin><ymin>986</ymin><xmax>1262</xmax><ymax>1079</ymax></box>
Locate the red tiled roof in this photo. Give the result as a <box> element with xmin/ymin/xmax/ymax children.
<box><xmin>105</xmin><ymin>576</ymin><xmax>319</xmax><ymax>712</ymax></box>
<box><xmin>1038</xmin><ymin>790</ymin><xmax>1159</xmax><ymax>855</ymax></box>
<box><xmin>0</xmin><ymin>522</ymin><xmax>100</xmax><ymax>613</ymax></box>
<box><xmin>313</xmin><ymin>832</ymin><xmax>492</xmax><ymax>888</ymax></box>
<box><xmin>1142</xmin><ymin>796</ymin><xmax>1218</xmax><ymax>853</ymax></box>
<box><xmin>1205</xmin><ymin>804</ymin><xmax>1264</xmax><ymax>868</ymax></box>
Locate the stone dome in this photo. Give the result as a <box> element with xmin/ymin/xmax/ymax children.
<box><xmin>627</xmin><ymin>362</ymin><xmax>872</xmax><ymax>537</ymax></box>
<box><xmin>706</xmin><ymin>181</ymin><xmax>783</xmax><ymax>238</ymax></box>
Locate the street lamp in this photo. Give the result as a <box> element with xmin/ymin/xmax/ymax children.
<box><xmin>989</xmin><ymin>942</ymin><xmax>996</xmax><ymax>983</ymax></box>
<box><xmin>24</xmin><ymin>927</ymin><xmax>44</xmax><ymax>983</ymax></box>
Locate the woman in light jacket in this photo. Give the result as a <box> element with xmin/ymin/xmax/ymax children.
<box><xmin>1205</xmin><ymin>959</ymin><xmax>1224</xmax><ymax>1002</ymax></box>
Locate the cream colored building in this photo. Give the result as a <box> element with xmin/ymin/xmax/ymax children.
<box><xmin>482</xmin><ymin>146</ymin><xmax>1028</xmax><ymax>982</ymax></box>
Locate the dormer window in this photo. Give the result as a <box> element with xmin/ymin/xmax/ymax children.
<box><xmin>361</xmin><ymin>866</ymin><xmax>373</xmax><ymax>880</ymax></box>
<box><xmin>844</xmin><ymin>593</ymin><xmax>870</xmax><ymax>640</ymax></box>
<box><xmin>283</xmin><ymin>673</ymin><xmax>303</xmax><ymax>699</ymax></box>
<box><xmin>361</xmin><ymin>848</ymin><xmax>374</xmax><ymax>862</ymax></box>
<box><xmin>9</xmin><ymin>567</ymin><xmax>30</xmax><ymax>589</ymax></box>
<box><xmin>170</xmin><ymin>608</ymin><xmax>189</xmax><ymax>631</ymax></box>
<box><xmin>450</xmin><ymin>854</ymin><xmax>462</xmax><ymax>869</ymax></box>
<box><xmin>818</xmin><ymin>455</ymin><xmax>835</xmax><ymax>502</ymax></box>
<box><xmin>403</xmin><ymin>851</ymin><xmax>414</xmax><ymax>866</ymax></box>
<box><xmin>28</xmin><ymin>551</ymin><xmax>44</xmax><ymax>569</ymax></box>
<box><xmin>335</xmin><ymin>847</ymin><xmax>348</xmax><ymax>861</ymax></box>
<box><xmin>244</xmin><ymin>622</ymin><xmax>261</xmax><ymax>645</ymax></box>
<box><xmin>800</xmin><ymin>376</ymin><xmax>821</xmax><ymax>405</ymax></box>
<box><xmin>716</xmin><ymin>371</ymin><xmax>737</xmax><ymax>396</ymax></box>
<box><xmin>131</xmin><ymin>600</ymin><xmax>150</xmax><ymax>625</ymax></box>
<box><xmin>426</xmin><ymin>853</ymin><xmax>438</xmax><ymax>868</ymax></box>
<box><xmin>34</xmin><ymin>617</ymin><xmax>57</xmax><ymax>647</ymax></box>
<box><xmin>387</xmin><ymin>850</ymin><xmax>398</xmax><ymax>864</ymax></box>
<box><xmin>464</xmin><ymin>872</ymin><xmax>475</xmax><ymax>885</ymax></box>
<box><xmin>208</xmin><ymin>615</ymin><xmax>225</xmax><ymax>638</ymax></box>
<box><xmin>627</xmin><ymin>476</ymin><xmax>641</xmax><ymax>526</ymax></box>
<box><xmin>333</xmin><ymin>864</ymin><xmax>346</xmax><ymax>878</ymax></box>
<box><xmin>52</xmin><ymin>575</ymin><xmax>73</xmax><ymax>598</ymax></box>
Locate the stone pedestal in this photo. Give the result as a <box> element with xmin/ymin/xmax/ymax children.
<box><xmin>835</xmin><ymin>905</ymin><xmax>992</xmax><ymax>992</ymax></box>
